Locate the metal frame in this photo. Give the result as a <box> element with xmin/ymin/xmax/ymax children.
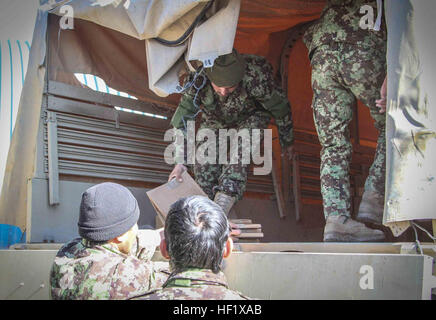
<box><xmin>224</xmin><ymin>251</ymin><xmax>435</xmax><ymax>300</ymax></box>
<box><xmin>279</xmin><ymin>22</ymin><xmax>315</xmax><ymax>220</ymax></box>
<box><xmin>46</xmin><ymin>111</ymin><xmax>59</xmax><ymax>205</ymax></box>
<box><xmin>1</xmin><ymin>242</ymin><xmax>434</xmax><ymax>300</ymax></box>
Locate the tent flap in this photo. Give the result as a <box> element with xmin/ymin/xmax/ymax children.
<box><xmin>384</xmin><ymin>0</ymin><xmax>436</xmax><ymax>236</ymax></box>
<box><xmin>0</xmin><ymin>10</ymin><xmax>48</xmax><ymax>230</ymax></box>
<box><xmin>147</xmin><ymin>0</ymin><xmax>241</xmax><ymax>97</ymax></box>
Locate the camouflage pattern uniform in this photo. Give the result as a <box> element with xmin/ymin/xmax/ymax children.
<box><xmin>303</xmin><ymin>0</ymin><xmax>387</xmax><ymax>218</ymax></box>
<box><xmin>171</xmin><ymin>55</ymin><xmax>293</xmax><ymax>200</ymax></box>
<box><xmin>50</xmin><ymin>237</ymin><xmax>170</xmax><ymax>300</ymax></box>
<box><xmin>131</xmin><ymin>268</ymin><xmax>250</xmax><ymax>300</ymax></box>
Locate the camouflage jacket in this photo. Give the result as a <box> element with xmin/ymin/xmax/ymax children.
<box><xmin>304</xmin><ymin>0</ymin><xmax>387</xmax><ymax>56</ymax></box>
<box><xmin>131</xmin><ymin>268</ymin><xmax>251</xmax><ymax>300</ymax></box>
<box><xmin>50</xmin><ymin>237</ymin><xmax>170</xmax><ymax>300</ymax></box>
<box><xmin>171</xmin><ymin>54</ymin><xmax>294</xmax><ymax>148</ymax></box>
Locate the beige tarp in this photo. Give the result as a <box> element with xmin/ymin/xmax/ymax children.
<box><xmin>49</xmin><ymin>0</ymin><xmax>211</xmax><ymax>40</ymax></box>
<box><xmin>51</xmin><ymin>0</ymin><xmax>241</xmax><ymax>97</ymax></box>
<box><xmin>384</xmin><ymin>0</ymin><xmax>436</xmax><ymax>236</ymax></box>
<box><xmin>47</xmin><ymin>13</ymin><xmax>176</xmax><ymax>105</ymax></box>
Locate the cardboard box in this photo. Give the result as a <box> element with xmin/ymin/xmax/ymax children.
<box><xmin>146</xmin><ymin>171</ymin><xmax>207</xmax><ymax>225</ymax></box>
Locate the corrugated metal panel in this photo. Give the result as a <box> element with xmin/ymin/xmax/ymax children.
<box><xmin>56</xmin><ymin>112</ymin><xmax>165</xmax><ymax>141</ymax></box>
<box><xmin>57</xmin><ymin>160</ymin><xmax>169</xmax><ymax>184</ymax></box>
<box><xmin>57</xmin><ymin>145</ymin><xmax>171</xmax><ymax>171</ymax></box>
<box><xmin>42</xmin><ymin>78</ymin><xmax>277</xmax><ymax>195</ymax></box>
<box><xmin>44</xmin><ymin>126</ymin><xmax>167</xmax><ymax>157</ymax></box>
<box><xmin>42</xmin><ymin>109</ymin><xmax>275</xmax><ymax>194</ymax></box>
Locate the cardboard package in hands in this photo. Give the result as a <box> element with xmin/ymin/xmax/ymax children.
<box><xmin>147</xmin><ymin>171</ymin><xmax>264</xmax><ymax>241</ymax></box>
<box><xmin>146</xmin><ymin>171</ymin><xmax>207</xmax><ymax>225</ymax></box>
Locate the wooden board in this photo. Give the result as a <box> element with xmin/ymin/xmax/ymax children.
<box><xmin>229</xmin><ymin>219</ymin><xmax>252</xmax><ymax>224</ymax></box>
<box><xmin>237</xmin><ymin>233</ymin><xmax>264</xmax><ymax>239</ymax></box>
<box><xmin>232</xmin><ymin>224</ymin><xmax>262</xmax><ymax>229</ymax></box>
<box><xmin>229</xmin><ymin>220</ymin><xmax>264</xmax><ymax>241</ymax></box>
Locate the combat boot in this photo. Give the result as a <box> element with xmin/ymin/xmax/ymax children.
<box><xmin>324</xmin><ymin>215</ymin><xmax>385</xmax><ymax>242</ymax></box>
<box><xmin>214</xmin><ymin>192</ymin><xmax>236</xmax><ymax>216</ymax></box>
<box><xmin>356</xmin><ymin>190</ymin><xmax>384</xmax><ymax>225</ymax></box>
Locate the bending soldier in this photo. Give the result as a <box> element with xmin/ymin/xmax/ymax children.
<box><xmin>168</xmin><ymin>49</ymin><xmax>294</xmax><ymax>216</ymax></box>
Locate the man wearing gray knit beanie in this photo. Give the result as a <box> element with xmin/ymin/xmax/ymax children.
<box><xmin>50</xmin><ymin>182</ymin><xmax>169</xmax><ymax>300</ymax></box>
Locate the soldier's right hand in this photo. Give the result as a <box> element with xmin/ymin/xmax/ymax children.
<box><xmin>168</xmin><ymin>164</ymin><xmax>187</xmax><ymax>183</ymax></box>
<box><xmin>229</xmin><ymin>222</ymin><xmax>242</xmax><ymax>241</ymax></box>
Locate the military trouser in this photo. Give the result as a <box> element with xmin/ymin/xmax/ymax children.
<box><xmin>193</xmin><ymin>113</ymin><xmax>271</xmax><ymax>201</ymax></box>
<box><xmin>310</xmin><ymin>43</ymin><xmax>386</xmax><ymax>218</ymax></box>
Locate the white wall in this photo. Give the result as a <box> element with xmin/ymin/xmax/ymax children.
<box><xmin>0</xmin><ymin>0</ymin><xmax>39</xmax><ymax>195</ymax></box>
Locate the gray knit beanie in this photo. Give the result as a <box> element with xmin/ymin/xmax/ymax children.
<box><xmin>78</xmin><ymin>182</ymin><xmax>140</xmax><ymax>242</ymax></box>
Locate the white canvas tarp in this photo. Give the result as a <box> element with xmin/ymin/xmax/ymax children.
<box><xmin>384</xmin><ymin>0</ymin><xmax>436</xmax><ymax>236</ymax></box>
<box><xmin>50</xmin><ymin>0</ymin><xmax>241</xmax><ymax>97</ymax></box>
<box><xmin>48</xmin><ymin>0</ymin><xmax>211</xmax><ymax>40</ymax></box>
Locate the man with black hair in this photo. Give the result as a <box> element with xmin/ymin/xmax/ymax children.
<box><xmin>132</xmin><ymin>195</ymin><xmax>250</xmax><ymax>300</ymax></box>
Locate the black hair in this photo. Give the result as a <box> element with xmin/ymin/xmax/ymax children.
<box><xmin>164</xmin><ymin>195</ymin><xmax>230</xmax><ymax>274</ymax></box>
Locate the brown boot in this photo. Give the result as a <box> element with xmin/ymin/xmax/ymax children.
<box><xmin>356</xmin><ymin>190</ymin><xmax>384</xmax><ymax>225</ymax></box>
<box><xmin>324</xmin><ymin>215</ymin><xmax>385</xmax><ymax>242</ymax></box>
<box><xmin>214</xmin><ymin>192</ymin><xmax>236</xmax><ymax>216</ymax></box>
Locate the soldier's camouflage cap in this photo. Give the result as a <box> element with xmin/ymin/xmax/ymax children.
<box><xmin>204</xmin><ymin>49</ymin><xmax>246</xmax><ymax>87</ymax></box>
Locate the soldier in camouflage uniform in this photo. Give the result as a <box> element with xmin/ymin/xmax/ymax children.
<box><xmin>168</xmin><ymin>49</ymin><xmax>294</xmax><ymax>215</ymax></box>
<box><xmin>50</xmin><ymin>182</ymin><xmax>169</xmax><ymax>300</ymax></box>
<box><xmin>303</xmin><ymin>0</ymin><xmax>387</xmax><ymax>241</ymax></box>
<box><xmin>131</xmin><ymin>268</ymin><xmax>248</xmax><ymax>300</ymax></box>
<box><xmin>131</xmin><ymin>195</ymin><xmax>250</xmax><ymax>300</ymax></box>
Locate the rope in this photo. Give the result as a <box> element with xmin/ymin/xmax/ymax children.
<box><xmin>178</xmin><ymin>66</ymin><xmax>207</xmax><ymax>132</ymax></box>
<box><xmin>411</xmin><ymin>222</ymin><xmax>424</xmax><ymax>255</ymax></box>
<box><xmin>411</xmin><ymin>221</ymin><xmax>436</xmax><ymax>241</ymax></box>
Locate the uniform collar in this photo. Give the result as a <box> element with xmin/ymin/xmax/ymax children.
<box><xmin>164</xmin><ymin>268</ymin><xmax>229</xmax><ymax>288</ymax></box>
<box><xmin>81</xmin><ymin>238</ymin><xmax>127</xmax><ymax>257</ymax></box>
